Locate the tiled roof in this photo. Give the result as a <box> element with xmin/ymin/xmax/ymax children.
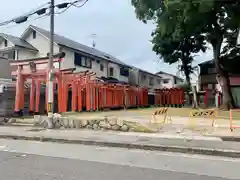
<box><xmin>29</xmin><ymin>25</ymin><xmax>129</xmax><ymax>67</ymax></box>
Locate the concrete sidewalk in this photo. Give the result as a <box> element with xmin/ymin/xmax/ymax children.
<box><xmin>0</xmin><ymin>126</ymin><xmax>240</xmax><ymax>158</ymax></box>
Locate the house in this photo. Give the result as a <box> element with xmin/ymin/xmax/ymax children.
<box><xmin>198</xmin><ymin>60</ymin><xmax>240</xmax><ymax>90</ymax></box>
<box><xmin>0</xmin><ymin>33</ymin><xmax>38</xmax><ymax>60</ymax></box>
<box><xmin>0</xmin><ymin>25</ymin><xmax>163</xmax><ymax>91</ymax></box>
<box><xmin>0</xmin><ymin>57</ymin><xmax>11</xmax><ymax>80</ymax></box>
<box><xmin>129</xmin><ymin>67</ymin><xmax>162</xmax><ymax>93</ymax></box>
<box><xmin>0</xmin><ymin>25</ymin><xmax>131</xmax><ymax>83</ymax></box>
<box><xmin>198</xmin><ymin>59</ymin><xmax>240</xmax><ymax>106</ymax></box>
<box><xmin>155</xmin><ymin>71</ymin><xmax>184</xmax><ymax>88</ymax></box>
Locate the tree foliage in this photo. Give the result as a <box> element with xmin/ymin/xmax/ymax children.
<box><xmin>131</xmin><ymin>0</ymin><xmax>240</xmax><ymax>109</ymax></box>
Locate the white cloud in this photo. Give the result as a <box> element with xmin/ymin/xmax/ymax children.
<box><xmin>1</xmin><ymin>0</ymin><xmax>213</xmax><ymax>79</ymax></box>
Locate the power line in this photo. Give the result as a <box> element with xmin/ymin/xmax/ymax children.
<box><xmin>0</xmin><ymin>0</ymin><xmax>89</xmax><ymax>27</ymax></box>
<box><xmin>1</xmin><ymin>13</ymin><xmax>50</xmax><ymax>31</ymax></box>
<box><xmin>55</xmin><ymin>0</ymin><xmax>88</xmax><ymax>14</ymax></box>
<box><xmin>0</xmin><ymin>1</ymin><xmax>50</xmax><ymax>26</ymax></box>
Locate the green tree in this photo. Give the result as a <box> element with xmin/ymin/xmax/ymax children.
<box><xmin>152</xmin><ymin>28</ymin><xmax>206</xmax><ymax>91</ymax></box>
<box><xmin>132</xmin><ymin>0</ymin><xmax>240</xmax><ymax>110</ymax></box>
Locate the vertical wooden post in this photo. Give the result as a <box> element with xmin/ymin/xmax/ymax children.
<box><xmin>86</xmin><ymin>76</ymin><xmax>91</xmax><ymax>111</ymax></box>
<box><xmin>20</xmin><ymin>77</ymin><xmax>25</xmax><ymax>112</ymax></box>
<box><xmin>77</xmin><ymin>84</ymin><xmax>82</xmax><ymax>112</ymax></box>
<box><xmin>14</xmin><ymin>65</ymin><xmax>22</xmax><ymax>113</ymax></box>
<box><xmin>29</xmin><ymin>79</ymin><xmax>35</xmax><ymax>113</ymax></box>
<box><xmin>62</xmin><ymin>83</ymin><xmax>68</xmax><ymax>112</ymax></box>
<box><xmin>72</xmin><ymin>82</ymin><xmax>77</xmax><ymax>111</ymax></box>
<box><xmin>92</xmin><ymin>82</ymin><xmax>96</xmax><ymax>111</ymax></box>
<box><xmin>57</xmin><ymin>76</ymin><xmax>62</xmax><ymax>113</ymax></box>
<box><xmin>45</xmin><ymin>81</ymin><xmax>48</xmax><ymax>113</ymax></box>
<box><xmin>35</xmin><ymin>81</ymin><xmax>41</xmax><ymax>114</ymax></box>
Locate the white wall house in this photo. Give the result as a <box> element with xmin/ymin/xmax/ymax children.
<box><xmin>0</xmin><ymin>57</ymin><xmax>11</xmax><ymax>79</ymax></box>
<box><xmin>155</xmin><ymin>71</ymin><xmax>184</xmax><ymax>88</ymax></box>
<box><xmin>0</xmin><ymin>33</ymin><xmax>38</xmax><ymax>60</ymax></box>
<box><xmin>129</xmin><ymin>68</ymin><xmax>162</xmax><ymax>93</ymax></box>
<box><xmin>0</xmin><ymin>25</ymin><xmax>130</xmax><ymax>83</ymax></box>
<box><xmin>0</xmin><ymin>25</ymin><xmax>168</xmax><ymax>91</ymax></box>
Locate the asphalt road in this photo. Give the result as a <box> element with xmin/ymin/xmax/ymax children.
<box><xmin>0</xmin><ymin>139</ymin><xmax>238</xmax><ymax>180</ymax></box>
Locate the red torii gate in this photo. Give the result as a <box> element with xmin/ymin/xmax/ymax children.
<box><xmin>10</xmin><ymin>53</ymin><xmax>69</xmax><ymax>114</ymax></box>
<box><xmin>10</xmin><ymin>53</ymin><xmax>150</xmax><ymax>115</ymax></box>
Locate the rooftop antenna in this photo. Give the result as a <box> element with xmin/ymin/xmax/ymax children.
<box><xmin>91</xmin><ymin>33</ymin><xmax>96</xmax><ymax>48</ymax></box>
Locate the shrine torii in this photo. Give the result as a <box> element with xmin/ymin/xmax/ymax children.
<box><xmin>10</xmin><ymin>52</ymin><xmax>67</xmax><ymax>115</ymax></box>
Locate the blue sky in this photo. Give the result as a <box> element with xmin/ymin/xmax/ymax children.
<box><xmin>0</xmin><ymin>0</ymin><xmax>213</xmax><ymax>80</ymax></box>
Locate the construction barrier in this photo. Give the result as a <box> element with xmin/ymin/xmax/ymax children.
<box><xmin>229</xmin><ymin>109</ymin><xmax>240</xmax><ymax>131</ymax></box>
<box><xmin>151</xmin><ymin>107</ymin><xmax>172</xmax><ymax>124</ymax></box>
<box><xmin>154</xmin><ymin>88</ymin><xmax>184</xmax><ymax>107</ymax></box>
<box><xmin>188</xmin><ymin>109</ymin><xmax>216</xmax><ymax>127</ymax></box>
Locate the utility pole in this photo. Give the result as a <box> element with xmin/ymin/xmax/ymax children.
<box><xmin>47</xmin><ymin>0</ymin><xmax>55</xmax><ymax>128</ymax></box>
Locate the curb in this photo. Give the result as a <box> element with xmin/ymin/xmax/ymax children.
<box><xmin>0</xmin><ymin>134</ymin><xmax>239</xmax><ymax>158</ymax></box>
<box><xmin>220</xmin><ymin>136</ymin><xmax>240</xmax><ymax>142</ymax></box>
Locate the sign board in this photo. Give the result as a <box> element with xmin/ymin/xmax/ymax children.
<box><xmin>29</xmin><ymin>62</ymin><xmax>36</xmax><ymax>72</ymax></box>
<box><xmin>48</xmin><ymin>102</ymin><xmax>53</xmax><ymax>112</ymax></box>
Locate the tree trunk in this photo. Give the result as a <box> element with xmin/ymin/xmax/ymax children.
<box><xmin>213</xmin><ymin>43</ymin><xmax>235</xmax><ymax>110</ymax></box>
<box><xmin>185</xmin><ymin>73</ymin><xmax>193</xmax><ymax>106</ymax></box>
<box><xmin>182</xmin><ymin>63</ymin><xmax>194</xmax><ymax>107</ymax></box>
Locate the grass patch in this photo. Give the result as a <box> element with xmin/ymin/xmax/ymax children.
<box><xmin>123</xmin><ymin>120</ymin><xmax>156</xmax><ymax>133</ymax></box>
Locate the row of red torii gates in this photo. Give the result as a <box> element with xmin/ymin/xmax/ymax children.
<box><xmin>10</xmin><ymin>53</ymin><xmax>149</xmax><ymax>115</ymax></box>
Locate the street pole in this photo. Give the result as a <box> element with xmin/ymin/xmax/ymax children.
<box><xmin>47</xmin><ymin>0</ymin><xmax>55</xmax><ymax>128</ymax></box>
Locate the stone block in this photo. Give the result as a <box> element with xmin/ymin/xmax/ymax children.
<box><xmin>86</xmin><ymin>125</ymin><xmax>93</xmax><ymax>129</ymax></box>
<box><xmin>81</xmin><ymin>120</ymin><xmax>88</xmax><ymax>127</ymax></box>
<box><xmin>108</xmin><ymin>117</ymin><xmax>118</xmax><ymax>125</ymax></box>
<box><xmin>88</xmin><ymin>120</ymin><xmax>95</xmax><ymax>126</ymax></box>
<box><xmin>8</xmin><ymin>118</ymin><xmax>16</xmax><ymax>123</ymax></box>
<box><xmin>74</xmin><ymin>120</ymin><xmax>82</xmax><ymax>129</ymax></box>
<box><xmin>69</xmin><ymin>119</ymin><xmax>75</xmax><ymax>128</ymax></box>
<box><xmin>93</xmin><ymin>123</ymin><xmax>99</xmax><ymax>130</ymax></box>
<box><xmin>117</xmin><ymin>119</ymin><xmax>124</xmax><ymax>126</ymax></box>
<box><xmin>99</xmin><ymin>120</ymin><xmax>109</xmax><ymax>128</ymax></box>
<box><xmin>120</xmin><ymin>124</ymin><xmax>129</xmax><ymax>132</ymax></box>
<box><xmin>34</xmin><ymin>115</ymin><xmax>42</xmax><ymax>124</ymax></box>
<box><xmin>54</xmin><ymin>120</ymin><xmax>61</xmax><ymax>129</ymax></box>
<box><xmin>111</xmin><ymin>124</ymin><xmax>120</xmax><ymax>131</ymax></box>
<box><xmin>62</xmin><ymin>118</ymin><xmax>70</xmax><ymax>128</ymax></box>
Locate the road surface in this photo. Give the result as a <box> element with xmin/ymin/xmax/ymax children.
<box><xmin>0</xmin><ymin>139</ymin><xmax>238</xmax><ymax>180</ymax></box>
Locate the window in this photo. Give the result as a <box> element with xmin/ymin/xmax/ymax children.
<box><xmin>208</xmin><ymin>68</ymin><xmax>215</xmax><ymax>74</ymax></box>
<box><xmin>81</xmin><ymin>56</ymin><xmax>87</xmax><ymax>66</ymax></box>
<box><xmin>100</xmin><ymin>64</ymin><xmax>104</xmax><ymax>71</ymax></box>
<box><xmin>33</xmin><ymin>30</ymin><xmax>36</xmax><ymax>39</ymax></box>
<box><xmin>74</xmin><ymin>53</ymin><xmax>92</xmax><ymax>68</ymax></box>
<box><xmin>174</xmin><ymin>77</ymin><xmax>177</xmax><ymax>84</ymax></box>
<box><xmin>163</xmin><ymin>79</ymin><xmax>169</xmax><ymax>84</ymax></box>
<box><xmin>157</xmin><ymin>79</ymin><xmax>161</xmax><ymax>84</ymax></box>
<box><xmin>120</xmin><ymin>67</ymin><xmax>129</xmax><ymax>77</ymax></box>
<box><xmin>149</xmin><ymin>77</ymin><xmax>154</xmax><ymax>86</ymax></box>
<box><xmin>4</xmin><ymin>40</ymin><xmax>7</xmax><ymax>47</ymax></box>
<box><xmin>3</xmin><ymin>53</ymin><xmax>8</xmax><ymax>58</ymax></box>
<box><xmin>109</xmin><ymin>67</ymin><xmax>114</xmax><ymax>77</ymax></box>
<box><xmin>3</xmin><ymin>51</ymin><xmax>15</xmax><ymax>59</ymax></box>
<box><xmin>141</xmin><ymin>74</ymin><xmax>146</xmax><ymax>81</ymax></box>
